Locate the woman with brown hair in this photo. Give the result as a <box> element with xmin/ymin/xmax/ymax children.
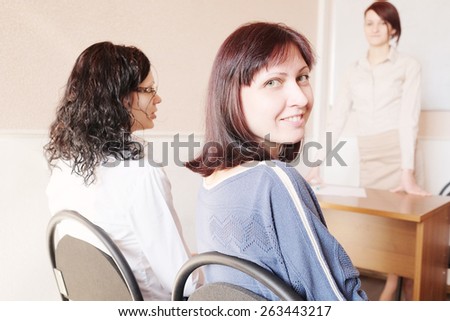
<box><xmin>307</xmin><ymin>2</ymin><xmax>429</xmax><ymax>300</ymax></box>
<box><xmin>186</xmin><ymin>22</ymin><xmax>367</xmax><ymax>301</ymax></box>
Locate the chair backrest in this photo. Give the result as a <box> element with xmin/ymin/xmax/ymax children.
<box><xmin>171</xmin><ymin>251</ymin><xmax>304</xmax><ymax>301</ymax></box>
<box><xmin>47</xmin><ymin>209</ymin><xmax>143</xmax><ymax>301</ymax></box>
<box><xmin>187</xmin><ymin>282</ymin><xmax>266</xmax><ymax>301</ymax></box>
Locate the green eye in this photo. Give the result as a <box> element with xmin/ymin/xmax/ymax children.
<box><xmin>297</xmin><ymin>75</ymin><xmax>310</xmax><ymax>84</ymax></box>
<box><xmin>265</xmin><ymin>79</ymin><xmax>281</xmax><ymax>87</ymax></box>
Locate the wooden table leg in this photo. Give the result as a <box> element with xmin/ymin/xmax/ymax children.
<box><xmin>413</xmin><ymin>208</ymin><xmax>449</xmax><ymax>300</ymax></box>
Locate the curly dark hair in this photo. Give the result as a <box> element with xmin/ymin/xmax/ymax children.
<box><xmin>44</xmin><ymin>41</ymin><xmax>150</xmax><ymax>184</ymax></box>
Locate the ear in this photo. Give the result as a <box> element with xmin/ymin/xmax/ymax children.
<box><xmin>122</xmin><ymin>94</ymin><xmax>132</xmax><ymax>108</ymax></box>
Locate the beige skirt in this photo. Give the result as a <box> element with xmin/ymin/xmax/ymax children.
<box><xmin>358</xmin><ymin>130</ymin><xmax>401</xmax><ymax>190</ymax></box>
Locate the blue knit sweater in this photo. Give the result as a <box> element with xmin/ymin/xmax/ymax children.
<box><xmin>196</xmin><ymin>161</ymin><xmax>368</xmax><ymax>301</ymax></box>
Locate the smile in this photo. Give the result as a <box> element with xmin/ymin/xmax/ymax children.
<box><xmin>282</xmin><ymin>115</ymin><xmax>303</xmax><ymax>122</ymax></box>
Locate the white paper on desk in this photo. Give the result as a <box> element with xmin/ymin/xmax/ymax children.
<box><xmin>312</xmin><ymin>185</ymin><xmax>367</xmax><ymax>198</ymax></box>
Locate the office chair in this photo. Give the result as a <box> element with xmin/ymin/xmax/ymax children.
<box><xmin>439</xmin><ymin>181</ymin><xmax>450</xmax><ymax>197</ymax></box>
<box><xmin>172</xmin><ymin>251</ymin><xmax>304</xmax><ymax>301</ymax></box>
<box><xmin>47</xmin><ymin>209</ymin><xmax>143</xmax><ymax>301</ymax></box>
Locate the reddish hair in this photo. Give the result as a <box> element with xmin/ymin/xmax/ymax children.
<box><xmin>365</xmin><ymin>1</ymin><xmax>402</xmax><ymax>44</ymax></box>
<box><xmin>186</xmin><ymin>22</ymin><xmax>315</xmax><ymax>177</ymax></box>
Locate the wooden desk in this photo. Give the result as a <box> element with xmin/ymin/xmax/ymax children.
<box><xmin>317</xmin><ymin>188</ymin><xmax>450</xmax><ymax>300</ymax></box>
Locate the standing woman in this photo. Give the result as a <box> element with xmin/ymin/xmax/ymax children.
<box><xmin>306</xmin><ymin>2</ymin><xmax>429</xmax><ymax>299</ymax></box>
<box><xmin>186</xmin><ymin>22</ymin><xmax>367</xmax><ymax>301</ymax></box>
<box><xmin>45</xmin><ymin>42</ymin><xmax>197</xmax><ymax>300</ymax></box>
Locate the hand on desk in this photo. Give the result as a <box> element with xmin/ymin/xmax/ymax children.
<box><xmin>390</xmin><ymin>169</ymin><xmax>431</xmax><ymax>196</ymax></box>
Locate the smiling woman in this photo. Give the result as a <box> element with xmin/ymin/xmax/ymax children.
<box><xmin>185</xmin><ymin>22</ymin><xmax>368</xmax><ymax>301</ymax></box>
<box><xmin>240</xmin><ymin>44</ymin><xmax>313</xmax><ymax>155</ymax></box>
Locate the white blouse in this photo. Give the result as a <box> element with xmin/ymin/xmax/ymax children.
<box><xmin>46</xmin><ymin>151</ymin><xmax>197</xmax><ymax>300</ymax></box>
<box><xmin>327</xmin><ymin>47</ymin><xmax>421</xmax><ymax>170</ymax></box>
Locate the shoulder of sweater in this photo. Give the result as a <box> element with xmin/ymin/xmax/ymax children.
<box><xmin>257</xmin><ymin>161</ymin><xmax>307</xmax><ymax>186</ymax></box>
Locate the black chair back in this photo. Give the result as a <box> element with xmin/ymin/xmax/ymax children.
<box><xmin>47</xmin><ymin>209</ymin><xmax>143</xmax><ymax>301</ymax></box>
<box><xmin>172</xmin><ymin>251</ymin><xmax>304</xmax><ymax>301</ymax></box>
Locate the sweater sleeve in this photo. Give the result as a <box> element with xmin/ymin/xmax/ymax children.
<box><xmin>269</xmin><ymin>164</ymin><xmax>367</xmax><ymax>301</ymax></box>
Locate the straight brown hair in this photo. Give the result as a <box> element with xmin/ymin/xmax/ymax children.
<box><xmin>186</xmin><ymin>22</ymin><xmax>315</xmax><ymax>177</ymax></box>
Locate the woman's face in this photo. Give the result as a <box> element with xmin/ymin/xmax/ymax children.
<box><xmin>129</xmin><ymin>71</ymin><xmax>162</xmax><ymax>132</ymax></box>
<box><xmin>240</xmin><ymin>44</ymin><xmax>313</xmax><ymax>150</ymax></box>
<box><xmin>364</xmin><ymin>9</ymin><xmax>395</xmax><ymax>47</ymax></box>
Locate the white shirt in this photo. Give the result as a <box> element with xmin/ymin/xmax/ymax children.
<box><xmin>46</xmin><ymin>152</ymin><xmax>197</xmax><ymax>300</ymax></box>
<box><xmin>327</xmin><ymin>47</ymin><xmax>421</xmax><ymax>170</ymax></box>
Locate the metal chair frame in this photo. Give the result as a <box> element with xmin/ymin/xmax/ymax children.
<box><xmin>172</xmin><ymin>251</ymin><xmax>304</xmax><ymax>301</ymax></box>
<box><xmin>47</xmin><ymin>209</ymin><xmax>143</xmax><ymax>301</ymax></box>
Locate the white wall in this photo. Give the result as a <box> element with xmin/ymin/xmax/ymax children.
<box><xmin>0</xmin><ymin>133</ymin><xmax>58</xmax><ymax>300</ymax></box>
<box><xmin>0</xmin><ymin>0</ymin><xmax>318</xmax><ymax>133</ymax></box>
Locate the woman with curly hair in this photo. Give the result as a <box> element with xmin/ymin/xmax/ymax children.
<box><xmin>44</xmin><ymin>41</ymin><xmax>198</xmax><ymax>300</ymax></box>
